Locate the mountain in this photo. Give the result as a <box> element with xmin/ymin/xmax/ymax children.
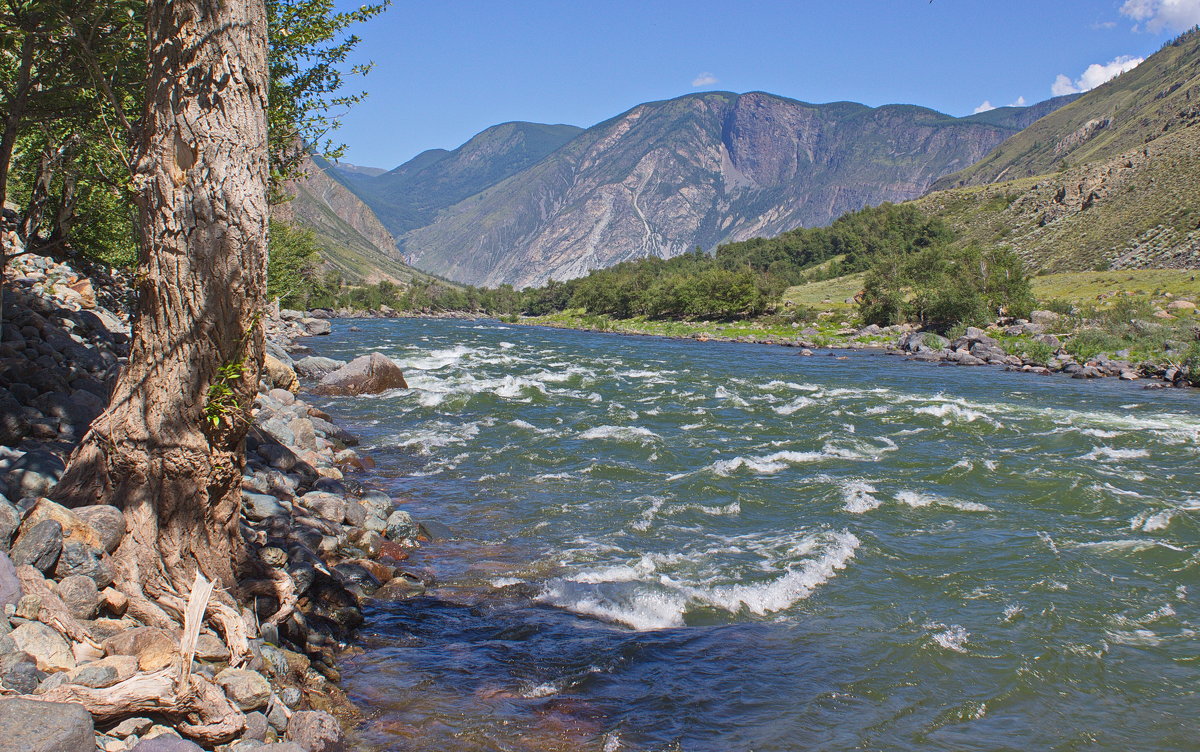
<box><xmin>335</xmin><ymin>122</ymin><xmax>584</xmax><ymax>237</ymax></box>
<box><xmin>273</xmin><ymin>154</ymin><xmax>440</xmax><ymax>285</ymax></box>
<box><xmin>917</xmin><ymin>29</ymin><xmax>1200</xmax><ymax>272</ymax></box>
<box><xmin>354</xmin><ymin>92</ymin><xmax>1071</xmax><ymax>287</ymax></box>
<box><xmin>933</xmin><ymin>31</ymin><xmax>1200</xmax><ymax>189</ymax></box>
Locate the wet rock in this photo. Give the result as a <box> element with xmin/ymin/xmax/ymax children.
<box><xmin>216</xmin><ymin>667</ymin><xmax>272</xmax><ymax>711</ymax></box>
<box><xmin>73</xmin><ymin>505</ymin><xmax>125</xmax><ymax>553</ymax></box>
<box><xmin>384</xmin><ymin>510</ymin><xmax>419</xmax><ymax>542</ymax></box>
<box><xmin>419</xmin><ymin>519</ymin><xmax>452</xmax><ymax>541</ymax></box>
<box><xmin>10</xmin><ymin>621</ymin><xmax>75</xmax><ymax>672</ymax></box>
<box><xmin>314</xmin><ymin>353</ymin><xmax>407</xmax><ymax>396</ymax></box>
<box><xmin>54</xmin><ymin>541</ymin><xmax>113</xmax><ymax>588</ymax></box>
<box><xmin>10</xmin><ymin>519</ymin><xmax>62</xmax><ymax>572</ymax></box>
<box><xmin>294</xmin><ymin>357</ymin><xmax>344</xmax><ymax>380</ymax></box>
<box><xmin>54</xmin><ymin>574</ymin><xmax>100</xmax><ymax>620</ymax></box>
<box><xmin>0</xmin><ymin>697</ymin><xmax>94</xmax><ymax>752</ymax></box>
<box><xmin>285</xmin><ymin>710</ymin><xmax>346</xmax><ymax>752</ymax></box>
<box><xmin>2</xmin><ymin>450</ymin><xmax>65</xmax><ymax>499</ymax></box>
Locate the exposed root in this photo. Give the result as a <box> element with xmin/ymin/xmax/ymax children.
<box><xmin>28</xmin><ymin>670</ymin><xmax>246</xmax><ymax>745</ymax></box>
<box><xmin>242</xmin><ymin>568</ymin><xmax>299</xmax><ymax>628</ymax></box>
<box><xmin>14</xmin><ymin>566</ymin><xmax>99</xmax><ymax>648</ymax></box>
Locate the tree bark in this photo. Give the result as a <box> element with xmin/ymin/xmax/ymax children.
<box><xmin>53</xmin><ymin>0</ymin><xmax>270</xmax><ymax>627</ymax></box>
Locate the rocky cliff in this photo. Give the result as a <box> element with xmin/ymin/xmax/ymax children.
<box><xmin>351</xmin><ymin>92</ymin><xmax>1070</xmax><ymax>287</ymax></box>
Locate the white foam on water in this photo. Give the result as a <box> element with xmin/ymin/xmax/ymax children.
<box><xmin>929</xmin><ymin>623</ymin><xmax>970</xmax><ymax>652</ymax></box>
<box><xmin>895</xmin><ymin>491</ymin><xmax>935</xmax><ymax>508</ymax></box>
<box><xmin>1002</xmin><ymin>604</ymin><xmax>1023</xmax><ymax>622</ymax></box>
<box><xmin>842</xmin><ymin>480</ymin><xmax>881</xmax><ymax>513</ymax></box>
<box><xmin>1081</xmin><ymin>446</ymin><xmax>1150</xmax><ymax>462</ymax></box>
<box><xmin>539</xmin><ymin>531</ymin><xmax>859</xmax><ymax>630</ymax></box>
<box><xmin>773</xmin><ymin>397</ymin><xmax>816</xmax><ymax>415</ymax></box>
<box><xmin>914</xmin><ymin>403</ymin><xmax>1002</xmax><ymax>427</ymax></box>
<box><xmin>761</xmin><ymin>380</ymin><xmax>820</xmax><ymax>392</ymax></box>
<box><xmin>714</xmin><ymin>385</ymin><xmax>749</xmax><ymax>406</ymax></box>
<box><xmin>1075</xmin><ymin>539</ymin><xmax>1185</xmax><ymax>553</ymax></box>
<box><xmin>398</xmin><ymin>344</ymin><xmax>477</xmax><ymax>371</ymax></box>
<box><xmin>520</xmin><ymin>681</ymin><xmax>561</xmax><ymax>698</ymax></box>
<box><xmin>489</xmin><ymin>577</ymin><xmax>524</xmax><ymax>588</ymax></box>
<box><xmin>1081</xmin><ymin>428</ymin><xmax>1123</xmax><ymax>439</ymax></box>
<box><xmin>578</xmin><ymin>425</ymin><xmax>661</xmax><ymax>444</ymax></box>
<box><xmin>1130</xmin><ymin>510</ymin><xmax>1176</xmax><ymax>532</ymax></box>
<box><xmin>708</xmin><ymin>450</ymin><xmax>829</xmax><ymax>476</ymax></box>
<box><xmin>394</xmin><ymin>421</ymin><xmax>483</xmax><ymax>454</ymax></box>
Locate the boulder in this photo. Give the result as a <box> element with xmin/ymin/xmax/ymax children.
<box><xmin>130</xmin><ymin>739</ymin><xmax>204</xmax><ymax>752</ymax></box>
<box><xmin>294</xmin><ymin>356</ymin><xmax>345</xmax><ymax>380</ymax></box>
<box><xmin>264</xmin><ymin>354</ymin><xmax>299</xmax><ymax>394</ymax></box>
<box><xmin>285</xmin><ymin>710</ymin><xmax>346</xmax><ymax>752</ymax></box>
<box><xmin>10</xmin><ymin>519</ymin><xmax>62</xmax><ymax>573</ymax></box>
<box><xmin>102</xmin><ymin>626</ymin><xmax>179</xmax><ymax>672</ymax></box>
<box><xmin>54</xmin><ymin>541</ymin><xmax>113</xmax><ymax>588</ymax></box>
<box><xmin>244</xmin><ymin>491</ymin><xmax>290</xmax><ymax>522</ymax></box>
<box><xmin>23</xmin><ymin>498</ymin><xmax>104</xmax><ymax>549</ymax></box>
<box><xmin>2</xmin><ymin>450</ymin><xmax>65</xmax><ymax>499</ymax></box>
<box><xmin>1166</xmin><ymin>300</ymin><xmax>1196</xmax><ymax>310</ymax></box>
<box><xmin>0</xmin><ymin>396</ymin><xmax>30</xmax><ymax>446</ymax></box>
<box><xmin>215</xmin><ymin>667</ymin><xmax>272</xmax><ymax>711</ymax></box>
<box><xmin>54</xmin><ymin>574</ymin><xmax>100</xmax><ymax>620</ymax></box>
<box><xmin>300</xmin><ymin>318</ymin><xmax>332</xmax><ymax>336</ymax></box>
<box><xmin>300</xmin><ymin>492</ymin><xmax>347</xmax><ymax>524</ymax></box>
<box><xmin>0</xmin><ymin>497</ymin><xmax>20</xmax><ymax>549</ymax></box>
<box><xmin>0</xmin><ymin>552</ymin><xmax>20</xmax><ymax>608</ymax></box>
<box><xmin>384</xmin><ymin>510</ymin><xmax>419</xmax><ymax>542</ymax></box>
<box><xmin>0</xmin><ymin>697</ymin><xmax>94</xmax><ymax>752</ymax></box>
<box><xmin>73</xmin><ymin>505</ymin><xmax>125</xmax><ymax>553</ymax></box>
<box><xmin>315</xmin><ymin>353</ymin><xmax>407</xmax><ymax>396</ymax></box>
<box><xmin>10</xmin><ymin>621</ymin><xmax>75</xmax><ymax>672</ymax></box>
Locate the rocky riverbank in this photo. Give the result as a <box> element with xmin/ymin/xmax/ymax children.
<box><xmin>522</xmin><ymin>311</ymin><xmax>1199</xmax><ymax>389</ymax></box>
<box><xmin>0</xmin><ymin>248</ymin><xmax>430</xmax><ymax>750</ymax></box>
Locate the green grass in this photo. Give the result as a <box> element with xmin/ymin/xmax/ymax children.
<box><xmin>1031</xmin><ymin>270</ymin><xmax>1200</xmax><ymax>304</ymax></box>
<box><xmin>781</xmin><ymin>273</ymin><xmax>866</xmax><ymax>311</ymax></box>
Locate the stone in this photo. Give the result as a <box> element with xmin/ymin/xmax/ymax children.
<box><xmin>288</xmin><ymin>418</ymin><xmax>317</xmax><ymax>451</ymax></box>
<box><xmin>0</xmin><ymin>552</ymin><xmax>20</xmax><ymax>608</ymax></box>
<box><xmin>216</xmin><ymin>667</ymin><xmax>272</xmax><ymax>711</ymax></box>
<box><xmin>285</xmin><ymin>710</ymin><xmax>346</xmax><ymax>752</ymax></box>
<box><xmin>71</xmin><ymin>640</ymin><xmax>104</xmax><ymax>665</ymax></box>
<box><xmin>64</xmin><ymin>662</ymin><xmax>118</xmax><ymax>688</ymax></box>
<box><xmin>0</xmin><ymin>656</ymin><xmax>44</xmax><ymax>693</ymax></box>
<box><xmin>300</xmin><ymin>492</ymin><xmax>346</xmax><ymax>524</ymax></box>
<box><xmin>9</xmin><ymin>519</ymin><xmax>62</xmax><ymax>573</ymax></box>
<box><xmin>88</xmin><ymin>655</ymin><xmax>137</xmax><ymax>683</ymax></box>
<box><xmin>100</xmin><ymin>586</ymin><xmax>129</xmax><ymax>616</ymax></box>
<box><xmin>0</xmin><ymin>498</ymin><xmax>20</xmax><ymax>549</ymax></box>
<box><xmin>0</xmin><ymin>396</ymin><xmax>30</xmax><ymax>446</ymax></box>
<box><xmin>300</xmin><ymin>318</ymin><xmax>332</xmax><ymax>336</ymax></box>
<box><xmin>102</xmin><ymin>627</ymin><xmax>179</xmax><ymax>672</ymax></box>
<box><xmin>2</xmin><ymin>450</ymin><xmax>65</xmax><ymax>499</ymax></box>
<box><xmin>384</xmin><ymin>510</ymin><xmax>419</xmax><ymax>542</ymax></box>
<box><xmin>264</xmin><ymin>354</ymin><xmax>299</xmax><ymax>393</ymax></box>
<box><xmin>244</xmin><ymin>711</ymin><xmax>271</xmax><ymax>741</ymax></box>
<box><xmin>244</xmin><ymin>491</ymin><xmax>290</xmax><ymax>521</ymax></box>
<box><xmin>110</xmin><ymin>717</ymin><xmax>155</xmax><ymax>737</ymax></box>
<box><xmin>73</xmin><ymin>505</ymin><xmax>125</xmax><ymax>553</ymax></box>
<box><xmin>54</xmin><ymin>541</ymin><xmax>113</xmax><ymax>588</ymax></box>
<box><xmin>267</xmin><ymin>388</ymin><xmax>296</xmax><ymax>406</ymax></box>
<box><xmin>294</xmin><ymin>356</ymin><xmax>345</xmax><ymax>380</ymax></box>
<box><xmin>259</xmin><ymin>745</ymin><xmax>306</xmax><ymax>752</ymax></box>
<box><xmin>10</xmin><ymin>621</ymin><xmax>75</xmax><ymax>672</ymax></box>
<box><xmin>1166</xmin><ymin>300</ymin><xmax>1196</xmax><ymax>310</ymax></box>
<box><xmin>24</xmin><ymin>498</ymin><xmax>104</xmax><ymax>549</ymax></box>
<box><xmin>195</xmin><ymin>633</ymin><xmax>230</xmax><ymax>662</ymax></box>
<box><xmin>129</xmin><ymin>739</ymin><xmax>203</xmax><ymax>752</ymax></box>
<box><xmin>419</xmin><ymin>519</ymin><xmax>452</xmax><ymax>541</ymax></box>
<box><xmin>0</xmin><ymin>697</ymin><xmax>94</xmax><ymax>752</ymax></box>
<box><xmin>14</xmin><ymin>593</ymin><xmax>41</xmax><ymax>619</ymax></box>
<box><xmin>314</xmin><ymin>353</ymin><xmax>407</xmax><ymax>396</ymax></box>
<box><xmin>54</xmin><ymin>574</ymin><xmax>100</xmax><ymax>620</ymax></box>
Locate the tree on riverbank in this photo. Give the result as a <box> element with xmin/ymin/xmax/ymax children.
<box><xmin>53</xmin><ymin>0</ymin><xmax>272</xmax><ymax>635</ymax></box>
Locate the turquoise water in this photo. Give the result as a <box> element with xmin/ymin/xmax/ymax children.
<box><xmin>308</xmin><ymin>318</ymin><xmax>1200</xmax><ymax>752</ymax></box>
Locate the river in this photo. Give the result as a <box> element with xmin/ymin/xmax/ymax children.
<box><xmin>305</xmin><ymin>318</ymin><xmax>1200</xmax><ymax>752</ymax></box>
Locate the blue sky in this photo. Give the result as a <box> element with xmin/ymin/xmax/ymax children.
<box><xmin>330</xmin><ymin>0</ymin><xmax>1200</xmax><ymax>169</ymax></box>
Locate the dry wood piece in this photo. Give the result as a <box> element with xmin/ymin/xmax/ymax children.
<box><xmin>14</xmin><ymin>564</ymin><xmax>98</xmax><ymax>647</ymax></box>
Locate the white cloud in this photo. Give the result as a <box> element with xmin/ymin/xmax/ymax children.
<box><xmin>1051</xmin><ymin>55</ymin><xmax>1144</xmax><ymax>96</ymax></box>
<box><xmin>1121</xmin><ymin>0</ymin><xmax>1200</xmax><ymax>31</ymax></box>
<box><xmin>1009</xmin><ymin>96</ymin><xmax>1027</xmax><ymax>107</ymax></box>
<box><xmin>691</xmin><ymin>72</ymin><xmax>718</xmax><ymax>87</ymax></box>
<box><xmin>973</xmin><ymin>100</ymin><xmax>996</xmax><ymax>114</ymax></box>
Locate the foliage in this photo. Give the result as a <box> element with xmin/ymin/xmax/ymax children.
<box><xmin>267</xmin><ymin>0</ymin><xmax>389</xmax><ymax>192</ymax></box>
<box><xmin>267</xmin><ymin>220</ymin><xmax>324</xmax><ymax>308</ymax></box>
<box><xmin>859</xmin><ymin>240</ymin><xmax>1035</xmax><ymax>332</ymax></box>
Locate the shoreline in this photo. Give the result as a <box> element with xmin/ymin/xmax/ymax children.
<box><xmin>513</xmin><ymin>316</ymin><xmax>1198</xmax><ymax>392</ymax></box>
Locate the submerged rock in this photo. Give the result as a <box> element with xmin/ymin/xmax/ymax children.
<box><xmin>315</xmin><ymin>353</ymin><xmax>407</xmax><ymax>396</ymax></box>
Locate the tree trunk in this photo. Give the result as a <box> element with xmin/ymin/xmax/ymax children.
<box><xmin>0</xmin><ymin>33</ymin><xmax>37</xmax><ymax>330</ymax></box>
<box><xmin>53</xmin><ymin>0</ymin><xmax>269</xmax><ymax>628</ymax></box>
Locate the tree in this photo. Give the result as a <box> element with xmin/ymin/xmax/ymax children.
<box><xmin>54</xmin><ymin>0</ymin><xmax>273</xmax><ymax>658</ymax></box>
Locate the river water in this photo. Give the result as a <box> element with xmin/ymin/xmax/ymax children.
<box><xmin>306</xmin><ymin>318</ymin><xmax>1200</xmax><ymax>752</ymax></box>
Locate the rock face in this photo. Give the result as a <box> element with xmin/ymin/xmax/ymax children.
<box><xmin>0</xmin><ymin>697</ymin><xmax>95</xmax><ymax>752</ymax></box>
<box><xmin>339</xmin><ymin>91</ymin><xmax>1073</xmax><ymax>287</ymax></box>
<box><xmin>315</xmin><ymin>353</ymin><xmax>408</xmax><ymax>395</ymax></box>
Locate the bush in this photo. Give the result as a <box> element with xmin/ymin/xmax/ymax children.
<box><xmin>1065</xmin><ymin>329</ymin><xmax>1126</xmax><ymax>361</ymax></box>
<box><xmin>267</xmin><ymin>220</ymin><xmax>323</xmax><ymax>309</ymax></box>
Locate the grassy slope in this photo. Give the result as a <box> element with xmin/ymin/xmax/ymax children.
<box><xmin>933</xmin><ymin>31</ymin><xmax>1200</xmax><ymax>188</ymax></box>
